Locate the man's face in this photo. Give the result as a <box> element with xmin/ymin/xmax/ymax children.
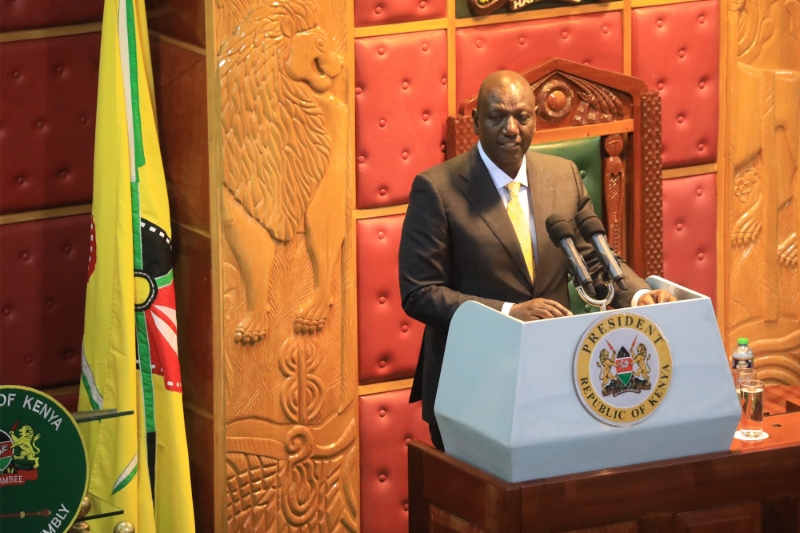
<box><xmin>472</xmin><ymin>77</ymin><xmax>536</xmax><ymax>174</ymax></box>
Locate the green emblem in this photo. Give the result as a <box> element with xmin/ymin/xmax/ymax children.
<box><xmin>0</xmin><ymin>386</ymin><xmax>87</xmax><ymax>532</ymax></box>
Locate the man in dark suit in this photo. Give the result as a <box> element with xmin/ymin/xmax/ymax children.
<box><xmin>399</xmin><ymin>71</ymin><xmax>674</xmax><ymax>450</ymax></box>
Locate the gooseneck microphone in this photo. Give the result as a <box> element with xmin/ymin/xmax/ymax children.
<box><xmin>575</xmin><ymin>212</ymin><xmax>628</xmax><ymax>292</ymax></box>
<box><xmin>545</xmin><ymin>215</ymin><xmax>596</xmax><ymax>298</ymax></box>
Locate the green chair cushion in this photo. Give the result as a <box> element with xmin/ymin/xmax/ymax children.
<box><xmin>529</xmin><ymin>137</ymin><xmax>602</xmax><ymax>315</ymax></box>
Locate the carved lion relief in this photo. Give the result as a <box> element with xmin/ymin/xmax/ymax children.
<box><xmin>726</xmin><ymin>0</ymin><xmax>800</xmax><ymax>384</ymax></box>
<box><xmin>216</xmin><ymin>0</ymin><xmax>357</xmax><ymax>529</ymax></box>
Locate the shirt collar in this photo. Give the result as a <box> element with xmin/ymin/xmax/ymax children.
<box><xmin>477</xmin><ymin>141</ymin><xmax>528</xmax><ymax>190</ymax></box>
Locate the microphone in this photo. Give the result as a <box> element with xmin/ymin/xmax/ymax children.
<box><xmin>545</xmin><ymin>215</ymin><xmax>596</xmax><ymax>298</ymax></box>
<box><xmin>575</xmin><ymin>212</ymin><xmax>628</xmax><ymax>291</ymax></box>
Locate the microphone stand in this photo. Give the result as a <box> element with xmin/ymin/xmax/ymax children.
<box><xmin>575</xmin><ymin>281</ymin><xmax>615</xmax><ymax>312</ymax></box>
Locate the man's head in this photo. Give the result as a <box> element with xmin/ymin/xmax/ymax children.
<box><xmin>472</xmin><ymin>71</ymin><xmax>537</xmax><ymax>177</ymax></box>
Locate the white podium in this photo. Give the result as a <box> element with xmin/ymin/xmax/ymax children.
<box><xmin>434</xmin><ymin>276</ymin><xmax>741</xmax><ymax>483</ymax></box>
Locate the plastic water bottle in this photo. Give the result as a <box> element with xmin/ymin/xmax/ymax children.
<box><xmin>732</xmin><ymin>338</ymin><xmax>754</xmax><ymax>369</ymax></box>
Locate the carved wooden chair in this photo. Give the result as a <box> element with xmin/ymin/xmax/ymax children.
<box><xmin>447</xmin><ymin>59</ymin><xmax>664</xmax><ymax>312</ymax></box>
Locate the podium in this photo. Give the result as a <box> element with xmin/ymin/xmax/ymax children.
<box><xmin>434</xmin><ymin>276</ymin><xmax>742</xmax><ymax>482</ymax></box>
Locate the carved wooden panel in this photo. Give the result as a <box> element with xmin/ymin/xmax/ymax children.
<box><xmin>723</xmin><ymin>0</ymin><xmax>800</xmax><ymax>384</ymax></box>
<box><xmin>214</xmin><ymin>0</ymin><xmax>357</xmax><ymax>530</ymax></box>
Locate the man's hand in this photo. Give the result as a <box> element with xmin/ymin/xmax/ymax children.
<box><xmin>509</xmin><ymin>298</ymin><xmax>572</xmax><ymax>321</ymax></box>
<box><xmin>637</xmin><ymin>289</ymin><xmax>676</xmax><ymax>306</ymax></box>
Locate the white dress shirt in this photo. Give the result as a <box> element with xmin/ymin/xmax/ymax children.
<box><xmin>477</xmin><ymin>142</ymin><xmax>647</xmax><ymax>314</ymax></box>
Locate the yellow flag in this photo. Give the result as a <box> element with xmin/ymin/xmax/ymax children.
<box><xmin>78</xmin><ymin>0</ymin><xmax>195</xmax><ymax>531</ymax></box>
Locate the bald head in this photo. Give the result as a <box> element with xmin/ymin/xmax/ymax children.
<box><xmin>472</xmin><ymin>71</ymin><xmax>537</xmax><ymax>177</ymax></box>
<box><xmin>476</xmin><ymin>70</ymin><xmax>533</xmax><ymax>111</ymax></box>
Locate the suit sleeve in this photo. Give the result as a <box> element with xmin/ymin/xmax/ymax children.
<box><xmin>399</xmin><ymin>174</ymin><xmax>505</xmax><ymax>329</ymax></box>
<box><xmin>568</xmin><ymin>162</ymin><xmax>650</xmax><ymax>307</ymax></box>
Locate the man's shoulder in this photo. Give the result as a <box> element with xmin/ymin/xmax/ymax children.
<box><xmin>415</xmin><ymin>149</ymin><xmax>473</xmax><ymax>190</ymax></box>
<box><xmin>526</xmin><ymin>150</ymin><xmax>576</xmax><ymax>171</ymax></box>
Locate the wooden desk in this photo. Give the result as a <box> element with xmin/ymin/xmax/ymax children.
<box><xmin>409</xmin><ymin>390</ymin><xmax>800</xmax><ymax>533</ymax></box>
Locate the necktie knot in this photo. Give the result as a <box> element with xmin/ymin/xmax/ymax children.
<box><xmin>507</xmin><ymin>181</ymin><xmax>521</xmax><ymax>199</ymax></box>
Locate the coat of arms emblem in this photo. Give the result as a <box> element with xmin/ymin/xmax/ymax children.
<box><xmin>574</xmin><ymin>313</ymin><xmax>673</xmax><ymax>426</ymax></box>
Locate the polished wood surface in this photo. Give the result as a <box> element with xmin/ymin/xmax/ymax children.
<box><xmin>721</xmin><ymin>0</ymin><xmax>800</xmax><ymax>385</ymax></box>
<box><xmin>409</xmin><ymin>401</ymin><xmax>800</xmax><ymax>533</ymax></box>
<box><xmin>213</xmin><ymin>0</ymin><xmax>358</xmax><ymax>530</ymax></box>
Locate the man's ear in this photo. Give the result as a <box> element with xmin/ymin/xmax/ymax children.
<box><xmin>281</xmin><ymin>16</ymin><xmax>296</xmax><ymax>37</ymax></box>
<box><xmin>472</xmin><ymin>108</ymin><xmax>479</xmax><ymax>136</ymax></box>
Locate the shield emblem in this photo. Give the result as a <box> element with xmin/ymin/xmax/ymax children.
<box><xmin>615</xmin><ymin>347</ymin><xmax>633</xmax><ymax>385</ymax></box>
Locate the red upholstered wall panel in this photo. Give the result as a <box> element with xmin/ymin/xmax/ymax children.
<box><xmin>0</xmin><ymin>33</ymin><xmax>100</xmax><ymax>214</ymax></box>
<box><xmin>360</xmin><ymin>389</ymin><xmax>432</xmax><ymax>533</ymax></box>
<box><xmin>662</xmin><ymin>173</ymin><xmax>716</xmax><ymax>306</ymax></box>
<box><xmin>455</xmin><ymin>12</ymin><xmax>623</xmax><ymax>105</ymax></box>
<box><xmin>357</xmin><ymin>214</ymin><xmax>424</xmax><ymax>384</ymax></box>
<box><xmin>631</xmin><ymin>0</ymin><xmax>719</xmax><ymax>169</ymax></box>
<box><xmin>355</xmin><ymin>30</ymin><xmax>448</xmax><ymax>209</ymax></box>
<box><xmin>0</xmin><ymin>0</ymin><xmax>104</xmax><ymax>32</ymax></box>
<box><xmin>0</xmin><ymin>214</ymin><xmax>90</xmax><ymax>388</ymax></box>
<box><xmin>354</xmin><ymin>0</ymin><xmax>445</xmax><ymax>27</ymax></box>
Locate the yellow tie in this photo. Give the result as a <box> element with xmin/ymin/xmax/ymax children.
<box><xmin>506</xmin><ymin>181</ymin><xmax>535</xmax><ymax>282</ymax></box>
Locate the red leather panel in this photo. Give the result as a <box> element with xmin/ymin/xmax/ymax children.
<box><xmin>455</xmin><ymin>12</ymin><xmax>623</xmax><ymax>105</ymax></box>
<box><xmin>51</xmin><ymin>390</ymin><xmax>79</xmax><ymax>412</ymax></box>
<box><xmin>360</xmin><ymin>389</ymin><xmax>432</xmax><ymax>533</ymax></box>
<box><xmin>0</xmin><ymin>33</ymin><xmax>100</xmax><ymax>214</ymax></box>
<box><xmin>354</xmin><ymin>0</ymin><xmax>445</xmax><ymax>27</ymax></box>
<box><xmin>0</xmin><ymin>215</ymin><xmax>90</xmax><ymax>388</ymax></box>
<box><xmin>662</xmin><ymin>173</ymin><xmax>716</xmax><ymax>306</ymax></box>
<box><xmin>355</xmin><ymin>30</ymin><xmax>448</xmax><ymax>209</ymax></box>
<box><xmin>0</xmin><ymin>0</ymin><xmax>103</xmax><ymax>32</ymax></box>
<box><xmin>357</xmin><ymin>215</ymin><xmax>424</xmax><ymax>384</ymax></box>
<box><xmin>631</xmin><ymin>0</ymin><xmax>718</xmax><ymax>169</ymax></box>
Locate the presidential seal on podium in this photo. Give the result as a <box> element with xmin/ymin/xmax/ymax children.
<box><xmin>574</xmin><ymin>313</ymin><xmax>673</xmax><ymax>426</ymax></box>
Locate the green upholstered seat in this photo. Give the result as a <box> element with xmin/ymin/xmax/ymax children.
<box><xmin>529</xmin><ymin>137</ymin><xmax>602</xmax><ymax>315</ymax></box>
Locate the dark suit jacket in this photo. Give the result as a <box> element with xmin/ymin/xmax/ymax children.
<box><xmin>399</xmin><ymin>145</ymin><xmax>649</xmax><ymax>423</ymax></box>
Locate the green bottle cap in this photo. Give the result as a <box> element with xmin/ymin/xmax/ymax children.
<box><xmin>738</xmin><ymin>337</ymin><xmax>749</xmax><ymax>345</ymax></box>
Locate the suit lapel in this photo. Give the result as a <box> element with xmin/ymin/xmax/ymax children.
<box><xmin>460</xmin><ymin>146</ymin><xmax>533</xmax><ymax>288</ymax></box>
<box><xmin>527</xmin><ymin>151</ymin><xmax>557</xmax><ymax>293</ymax></box>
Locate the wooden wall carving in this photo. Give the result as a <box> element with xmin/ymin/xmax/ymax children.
<box><xmin>724</xmin><ymin>0</ymin><xmax>800</xmax><ymax>384</ymax></box>
<box><xmin>215</xmin><ymin>0</ymin><xmax>357</xmax><ymax>530</ymax></box>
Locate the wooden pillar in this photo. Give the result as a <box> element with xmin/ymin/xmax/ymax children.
<box><xmin>148</xmin><ymin>0</ymin><xmax>358</xmax><ymax>531</ymax></box>
<box><xmin>719</xmin><ymin>0</ymin><xmax>800</xmax><ymax>384</ymax></box>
